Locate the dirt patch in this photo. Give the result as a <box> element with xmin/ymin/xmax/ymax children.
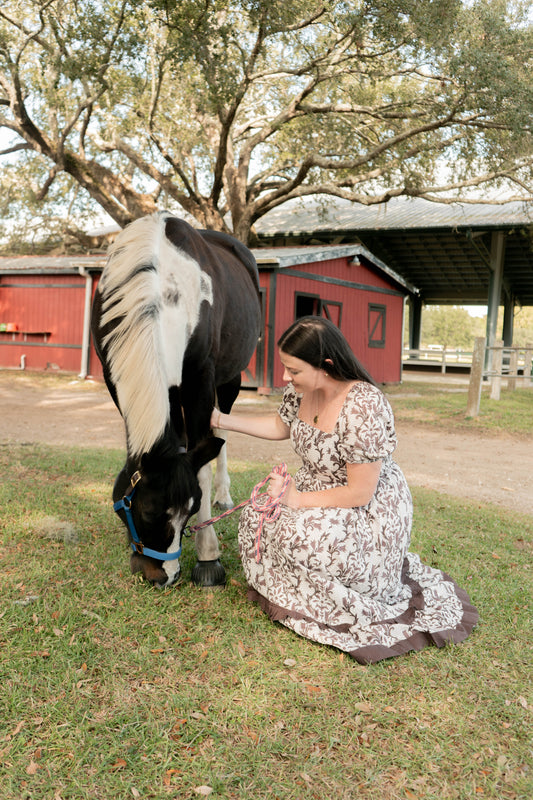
<box><xmin>1</xmin><ymin>370</ymin><xmax>531</xmax><ymax>515</ymax></box>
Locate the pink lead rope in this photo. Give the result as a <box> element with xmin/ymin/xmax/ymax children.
<box><xmin>187</xmin><ymin>463</ymin><xmax>291</xmax><ymax>563</ymax></box>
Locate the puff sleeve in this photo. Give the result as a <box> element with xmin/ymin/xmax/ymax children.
<box><xmin>337</xmin><ymin>383</ymin><xmax>397</xmax><ymax>464</ymax></box>
<box><xmin>277</xmin><ymin>383</ymin><xmax>300</xmax><ymax>427</ymax></box>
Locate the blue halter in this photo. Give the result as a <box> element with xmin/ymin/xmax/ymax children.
<box><xmin>113</xmin><ymin>470</ymin><xmax>182</xmax><ymax>561</ymax></box>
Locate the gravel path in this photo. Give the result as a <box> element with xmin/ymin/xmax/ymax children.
<box><xmin>1</xmin><ymin>372</ymin><xmax>531</xmax><ymax>514</ymax></box>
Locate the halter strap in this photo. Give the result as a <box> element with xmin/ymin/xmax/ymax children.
<box><xmin>113</xmin><ymin>470</ymin><xmax>182</xmax><ymax>561</ymax></box>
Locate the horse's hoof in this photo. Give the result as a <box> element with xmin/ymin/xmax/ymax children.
<box><xmin>213</xmin><ymin>500</ymin><xmax>233</xmax><ymax>511</ymax></box>
<box><xmin>191</xmin><ymin>559</ymin><xmax>226</xmax><ymax>588</ymax></box>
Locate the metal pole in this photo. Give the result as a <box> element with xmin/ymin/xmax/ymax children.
<box><xmin>485</xmin><ymin>232</ymin><xmax>506</xmax><ymax>373</ymax></box>
<box><xmin>78</xmin><ymin>266</ymin><xmax>93</xmax><ymax>379</ymax></box>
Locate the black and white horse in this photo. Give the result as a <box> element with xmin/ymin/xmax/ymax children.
<box><xmin>91</xmin><ymin>212</ymin><xmax>261</xmax><ymax>588</ymax></box>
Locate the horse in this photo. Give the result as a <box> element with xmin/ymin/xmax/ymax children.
<box><xmin>91</xmin><ymin>211</ymin><xmax>261</xmax><ymax>588</ymax></box>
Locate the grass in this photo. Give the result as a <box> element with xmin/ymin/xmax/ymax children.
<box><xmin>385</xmin><ymin>380</ymin><xmax>533</xmax><ymax>437</ymax></box>
<box><xmin>1</xmin><ymin>443</ymin><xmax>532</xmax><ymax>800</ymax></box>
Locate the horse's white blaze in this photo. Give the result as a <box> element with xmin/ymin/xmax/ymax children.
<box><xmin>99</xmin><ymin>212</ymin><xmax>213</xmax><ymax>457</ymax></box>
<box><xmin>161</xmin><ymin>501</ymin><xmax>192</xmax><ymax>585</ymax></box>
<box><xmin>161</xmin><ymin>535</ymin><xmax>182</xmax><ymax>586</ymax></box>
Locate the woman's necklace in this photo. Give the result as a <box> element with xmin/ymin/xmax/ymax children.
<box><xmin>312</xmin><ymin>382</ymin><xmax>351</xmax><ymax>425</ymax></box>
<box><xmin>313</xmin><ymin>393</ymin><xmax>327</xmax><ymax>425</ymax></box>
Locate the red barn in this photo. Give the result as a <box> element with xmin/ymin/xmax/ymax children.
<box><xmin>245</xmin><ymin>245</ymin><xmax>414</xmax><ymax>388</ymax></box>
<box><xmin>0</xmin><ymin>255</ymin><xmax>105</xmax><ymax>377</ymax></box>
<box><xmin>0</xmin><ymin>244</ymin><xmax>414</xmax><ymax>385</ymax></box>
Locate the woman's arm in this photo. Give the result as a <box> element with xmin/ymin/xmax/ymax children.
<box><xmin>269</xmin><ymin>460</ymin><xmax>382</xmax><ymax>509</ymax></box>
<box><xmin>211</xmin><ymin>408</ymin><xmax>290</xmax><ymax>441</ymax></box>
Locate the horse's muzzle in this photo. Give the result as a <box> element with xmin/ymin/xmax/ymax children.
<box><xmin>130</xmin><ymin>552</ymin><xmax>180</xmax><ymax>588</ymax></box>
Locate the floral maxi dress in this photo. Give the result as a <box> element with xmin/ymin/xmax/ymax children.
<box><xmin>238</xmin><ymin>382</ymin><xmax>478</xmax><ymax>664</ymax></box>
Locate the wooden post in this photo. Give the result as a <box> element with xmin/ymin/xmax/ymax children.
<box><xmin>523</xmin><ymin>343</ymin><xmax>533</xmax><ymax>387</ymax></box>
<box><xmin>508</xmin><ymin>349</ymin><xmax>518</xmax><ymax>391</ymax></box>
<box><xmin>490</xmin><ymin>339</ymin><xmax>504</xmax><ymax>401</ymax></box>
<box><xmin>467</xmin><ymin>337</ymin><xmax>486</xmax><ymax>417</ymax></box>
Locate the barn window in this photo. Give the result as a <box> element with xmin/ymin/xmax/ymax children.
<box><xmin>295</xmin><ymin>294</ymin><xmax>343</xmax><ymax>326</ymax></box>
<box><xmin>368</xmin><ymin>303</ymin><xmax>386</xmax><ymax>348</ymax></box>
<box><xmin>321</xmin><ymin>300</ymin><xmax>342</xmax><ymax>326</ymax></box>
<box><xmin>295</xmin><ymin>293</ymin><xmax>320</xmax><ymax>318</ymax></box>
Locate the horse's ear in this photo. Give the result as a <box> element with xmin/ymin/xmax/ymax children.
<box><xmin>188</xmin><ymin>437</ymin><xmax>225</xmax><ymax>472</ymax></box>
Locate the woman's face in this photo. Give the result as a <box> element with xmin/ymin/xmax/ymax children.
<box><xmin>279</xmin><ymin>349</ymin><xmax>323</xmax><ymax>394</ymax></box>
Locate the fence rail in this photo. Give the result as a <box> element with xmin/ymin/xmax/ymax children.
<box><xmin>403</xmin><ymin>347</ymin><xmax>473</xmax><ymax>373</ymax></box>
<box><xmin>467</xmin><ymin>338</ymin><xmax>533</xmax><ymax>416</ymax></box>
<box><xmin>485</xmin><ymin>341</ymin><xmax>533</xmax><ymax>399</ymax></box>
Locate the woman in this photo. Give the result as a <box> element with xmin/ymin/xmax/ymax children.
<box><xmin>211</xmin><ymin>316</ymin><xmax>478</xmax><ymax>664</ymax></box>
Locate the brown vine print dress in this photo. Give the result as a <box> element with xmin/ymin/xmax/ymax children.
<box><xmin>238</xmin><ymin>382</ymin><xmax>478</xmax><ymax>664</ymax></box>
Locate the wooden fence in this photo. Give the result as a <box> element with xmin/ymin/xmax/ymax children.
<box><xmin>466</xmin><ymin>337</ymin><xmax>533</xmax><ymax>416</ymax></box>
<box><xmin>403</xmin><ymin>347</ymin><xmax>473</xmax><ymax>373</ymax></box>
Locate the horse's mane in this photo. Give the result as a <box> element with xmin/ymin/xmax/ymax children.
<box><xmin>98</xmin><ymin>212</ymin><xmax>212</xmax><ymax>457</ymax></box>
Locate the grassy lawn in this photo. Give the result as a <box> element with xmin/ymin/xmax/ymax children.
<box><xmin>385</xmin><ymin>380</ymin><xmax>533</xmax><ymax>437</ymax></box>
<box><xmin>1</xmin><ymin>443</ymin><xmax>531</xmax><ymax>800</ymax></box>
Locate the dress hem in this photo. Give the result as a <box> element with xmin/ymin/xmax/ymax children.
<box><xmin>246</xmin><ymin>572</ymin><xmax>479</xmax><ymax>665</ymax></box>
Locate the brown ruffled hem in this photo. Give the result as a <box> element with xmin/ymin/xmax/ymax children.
<box><xmin>246</xmin><ymin>573</ymin><xmax>479</xmax><ymax>665</ymax></box>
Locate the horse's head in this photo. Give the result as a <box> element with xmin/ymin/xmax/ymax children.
<box><xmin>113</xmin><ymin>437</ymin><xmax>224</xmax><ymax>587</ymax></box>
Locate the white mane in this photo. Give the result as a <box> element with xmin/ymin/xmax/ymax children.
<box><xmin>98</xmin><ymin>212</ymin><xmax>213</xmax><ymax>457</ymax></box>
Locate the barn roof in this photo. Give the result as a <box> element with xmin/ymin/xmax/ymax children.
<box><xmin>3</xmin><ymin>195</ymin><xmax>531</xmax><ymax>305</ymax></box>
<box><xmin>256</xmin><ymin>196</ymin><xmax>533</xmax><ymax>233</ymax></box>
<box><xmin>254</xmin><ymin>243</ymin><xmax>415</xmax><ymax>294</ymax></box>
<box><xmin>0</xmin><ymin>243</ymin><xmax>415</xmax><ymax>294</ymax></box>
<box><xmin>255</xmin><ymin>197</ymin><xmax>533</xmax><ymax>306</ymax></box>
<box><xmin>0</xmin><ymin>254</ymin><xmax>106</xmax><ymax>274</ymax></box>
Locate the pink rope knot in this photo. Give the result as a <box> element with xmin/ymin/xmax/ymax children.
<box><xmin>249</xmin><ymin>462</ymin><xmax>290</xmax><ymax>563</ymax></box>
<box><xmin>186</xmin><ymin>463</ymin><xmax>291</xmax><ymax>563</ymax></box>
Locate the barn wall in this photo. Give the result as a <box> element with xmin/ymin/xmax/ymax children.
<box><xmin>268</xmin><ymin>257</ymin><xmax>405</xmax><ymax>387</ymax></box>
<box><xmin>0</xmin><ymin>274</ymin><xmax>88</xmax><ymax>372</ymax></box>
<box><xmin>0</xmin><ymin>251</ymin><xmax>407</xmax><ymax>386</ymax></box>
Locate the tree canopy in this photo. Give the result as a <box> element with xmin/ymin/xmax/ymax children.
<box><xmin>405</xmin><ymin>304</ymin><xmax>533</xmax><ymax>349</ymax></box>
<box><xmin>420</xmin><ymin>305</ymin><xmax>480</xmax><ymax>349</ymax></box>
<box><xmin>0</xmin><ymin>0</ymin><xmax>532</xmax><ymax>248</ymax></box>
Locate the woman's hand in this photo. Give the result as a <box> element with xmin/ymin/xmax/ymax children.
<box><xmin>267</xmin><ymin>470</ymin><xmax>300</xmax><ymax>509</ymax></box>
<box><xmin>210</xmin><ymin>408</ymin><xmax>221</xmax><ymax>429</ymax></box>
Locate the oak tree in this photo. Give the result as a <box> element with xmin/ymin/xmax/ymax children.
<box><xmin>0</xmin><ymin>0</ymin><xmax>531</xmax><ymax>248</ymax></box>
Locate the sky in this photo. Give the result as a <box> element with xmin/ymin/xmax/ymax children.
<box><xmin>461</xmin><ymin>305</ymin><xmax>487</xmax><ymax>318</ymax></box>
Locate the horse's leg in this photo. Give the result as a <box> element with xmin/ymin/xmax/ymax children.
<box><xmin>179</xmin><ymin>372</ymin><xmax>226</xmax><ymax>587</ymax></box>
<box><xmin>212</xmin><ymin>376</ymin><xmax>242</xmax><ymax>510</ymax></box>
<box><xmin>212</xmin><ymin>428</ymin><xmax>232</xmax><ymax>509</ymax></box>
<box><xmin>191</xmin><ymin>462</ymin><xmax>226</xmax><ymax>587</ymax></box>
<box><xmin>180</xmin><ymin>368</ymin><xmax>242</xmax><ymax>587</ymax></box>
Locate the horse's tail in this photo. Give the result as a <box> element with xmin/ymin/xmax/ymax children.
<box><xmin>98</xmin><ymin>212</ymin><xmax>172</xmax><ymax>457</ymax></box>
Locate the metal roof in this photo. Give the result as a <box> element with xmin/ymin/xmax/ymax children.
<box><xmin>0</xmin><ymin>242</ymin><xmax>416</xmax><ymax>294</ymax></box>
<box><xmin>0</xmin><ymin>254</ymin><xmax>106</xmax><ymax>274</ymax></box>
<box><xmin>2</xmin><ymin>196</ymin><xmax>532</xmax><ymax>305</ymax></box>
<box><xmin>255</xmin><ymin>197</ymin><xmax>533</xmax><ymax>306</ymax></box>
<box><xmin>254</xmin><ymin>243</ymin><xmax>416</xmax><ymax>293</ymax></box>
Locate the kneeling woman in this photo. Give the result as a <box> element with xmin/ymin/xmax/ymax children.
<box><xmin>211</xmin><ymin>316</ymin><xmax>478</xmax><ymax>664</ymax></box>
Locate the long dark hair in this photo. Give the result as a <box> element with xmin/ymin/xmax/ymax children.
<box><xmin>277</xmin><ymin>316</ymin><xmax>377</xmax><ymax>386</ymax></box>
